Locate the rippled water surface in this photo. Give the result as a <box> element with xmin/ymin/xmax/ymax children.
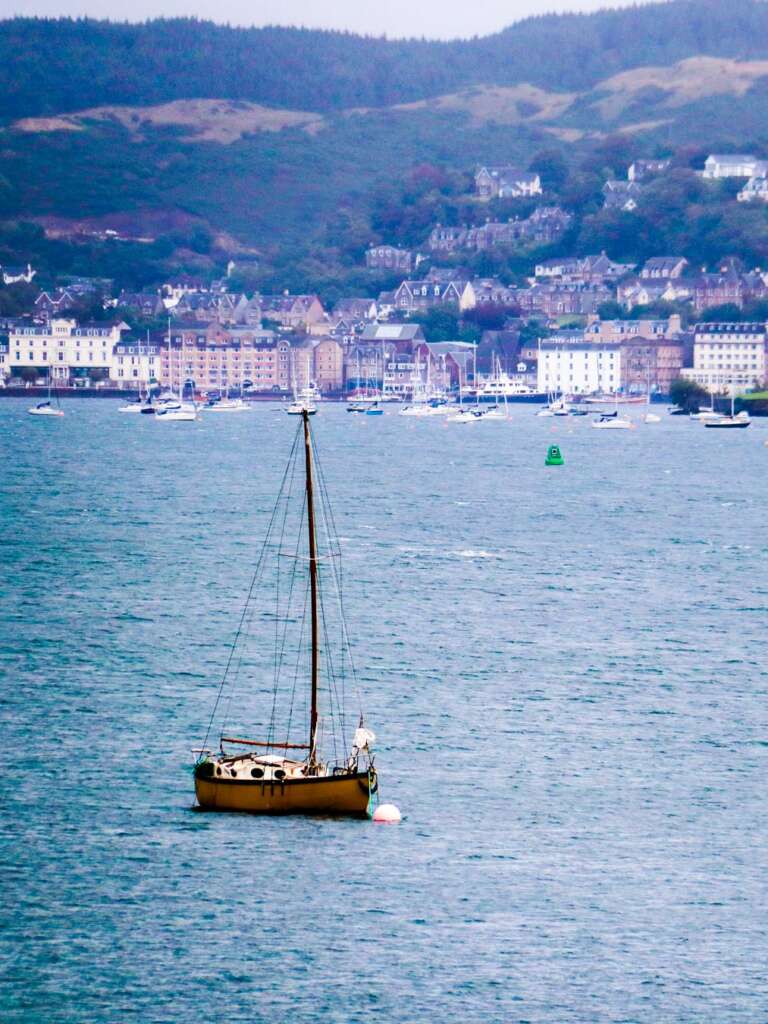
<box><xmin>2</xmin><ymin>399</ymin><xmax>768</xmax><ymax>1022</ymax></box>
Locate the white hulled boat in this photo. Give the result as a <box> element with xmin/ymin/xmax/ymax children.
<box><xmin>28</xmin><ymin>370</ymin><xmax>64</xmax><ymax>417</ymax></box>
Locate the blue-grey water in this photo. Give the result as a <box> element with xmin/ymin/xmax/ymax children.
<box><xmin>2</xmin><ymin>399</ymin><xmax>767</xmax><ymax>1023</ymax></box>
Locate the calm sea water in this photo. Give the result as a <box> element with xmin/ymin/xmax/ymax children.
<box><xmin>2</xmin><ymin>399</ymin><xmax>768</xmax><ymax>1023</ymax></box>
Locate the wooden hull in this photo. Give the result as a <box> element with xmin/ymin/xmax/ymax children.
<box><xmin>194</xmin><ymin>769</ymin><xmax>375</xmax><ymax>817</ymax></box>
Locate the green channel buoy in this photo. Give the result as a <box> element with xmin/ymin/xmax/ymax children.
<box><xmin>545</xmin><ymin>444</ymin><xmax>564</xmax><ymax>466</ymax></box>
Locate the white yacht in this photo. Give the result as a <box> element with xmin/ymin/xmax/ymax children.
<box><xmin>466</xmin><ymin>360</ymin><xmax>545</xmax><ymax>403</ymax></box>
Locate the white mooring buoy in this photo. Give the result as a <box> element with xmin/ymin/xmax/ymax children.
<box><xmin>372</xmin><ymin>803</ymin><xmax>402</xmax><ymax>823</ymax></box>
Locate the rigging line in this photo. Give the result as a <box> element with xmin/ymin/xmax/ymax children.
<box><xmin>267</xmin><ymin>488</ymin><xmax>306</xmax><ymax>748</ymax></box>
<box><xmin>284</xmin><ymin>572</ymin><xmax>311</xmax><ymax>754</ymax></box>
<box><xmin>199</xmin><ymin>421</ymin><xmax>303</xmax><ymax>757</ymax></box>
<box><xmin>316</xmin><ymin>562</ymin><xmax>345</xmax><ymax>767</ymax></box>
<box><xmin>313</xmin><ymin>474</ymin><xmax>350</xmax><ymax>759</ymax></box>
<box><xmin>218</xmin><ymin>431</ymin><xmax>302</xmax><ymax>738</ymax></box>
<box><xmin>310</xmin><ymin>428</ymin><xmax>345</xmax><ymax>584</ymax></box>
<box><xmin>313</xmin><ymin>446</ymin><xmax>363</xmax><ymax>720</ymax></box>
<box><xmin>268</xmin><ymin>440</ymin><xmax>301</xmax><ymax>712</ymax></box>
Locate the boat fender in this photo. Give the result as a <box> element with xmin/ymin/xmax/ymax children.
<box><xmin>274</xmin><ymin>769</ymin><xmax>286</xmax><ymax>780</ymax></box>
<box><xmin>196</xmin><ymin>761</ymin><xmax>214</xmax><ymax>779</ymax></box>
<box><xmin>230</xmin><ymin>769</ymin><xmax>237</xmax><ymax>778</ymax></box>
<box><xmin>250</xmin><ymin>767</ymin><xmax>264</xmax><ymax>779</ymax></box>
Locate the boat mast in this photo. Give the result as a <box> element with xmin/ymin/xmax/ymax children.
<box><xmin>302</xmin><ymin>409</ymin><xmax>320</xmax><ymax>766</ymax></box>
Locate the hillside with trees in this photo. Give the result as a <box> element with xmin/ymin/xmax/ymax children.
<box><xmin>5</xmin><ymin>1</ymin><xmax>768</xmax><ymax>120</ymax></box>
<box><xmin>6</xmin><ymin>1</ymin><xmax>768</xmax><ymax>297</ymax></box>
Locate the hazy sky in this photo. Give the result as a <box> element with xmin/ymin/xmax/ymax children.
<box><xmin>11</xmin><ymin>0</ymin><xmax>653</xmax><ymax>40</ymax></box>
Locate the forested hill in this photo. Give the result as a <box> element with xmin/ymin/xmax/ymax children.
<box><xmin>5</xmin><ymin>0</ymin><xmax>768</xmax><ymax>120</ymax></box>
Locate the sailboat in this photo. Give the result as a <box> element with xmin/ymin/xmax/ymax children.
<box><xmin>193</xmin><ymin>410</ymin><xmax>379</xmax><ymax>816</ymax></box>
<box><xmin>119</xmin><ymin>333</ymin><xmax>155</xmax><ymax>413</ymax></box>
<box><xmin>592</xmin><ymin>388</ymin><xmax>631</xmax><ymax>429</ymax></box>
<box><xmin>704</xmin><ymin>388</ymin><xmax>750</xmax><ymax>428</ymax></box>
<box><xmin>28</xmin><ymin>367</ymin><xmax>64</xmax><ymax>417</ymax></box>
<box><xmin>448</xmin><ymin>345</ymin><xmax>486</xmax><ymax>422</ymax></box>
<box><xmin>205</xmin><ymin>383</ymin><xmax>250</xmax><ymax>413</ymax></box>
<box><xmin>155</xmin><ymin>323</ymin><xmax>198</xmax><ymax>421</ymax></box>
<box><xmin>481</xmin><ymin>356</ymin><xmax>511</xmax><ymax>420</ymax></box>
<box><xmin>689</xmin><ymin>392</ymin><xmax>720</xmax><ymax>421</ymax></box>
<box><xmin>287</xmin><ymin>354</ymin><xmax>318</xmax><ymax>415</ymax></box>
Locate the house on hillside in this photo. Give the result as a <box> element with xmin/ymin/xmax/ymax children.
<box><xmin>161</xmin><ymin>275</ymin><xmax>208</xmax><ymax>306</ymax></box>
<box><xmin>617</xmin><ymin>278</ymin><xmax>692</xmax><ymax>310</ymax></box>
<box><xmin>331</xmin><ymin>297</ymin><xmax>378</xmax><ymax>324</ymax></box>
<box><xmin>393</xmin><ymin>277</ymin><xmax>468</xmax><ymax>313</ymax></box>
<box><xmin>737</xmin><ymin>175</ymin><xmax>768</xmax><ymax>202</ymax></box>
<box><xmin>586</xmin><ymin>314</ymin><xmax>683</xmax><ymax>342</ymax></box>
<box><xmin>627</xmin><ymin>159</ymin><xmax>671</xmax><ymax>182</ymax></box>
<box><xmin>116</xmin><ymin>291</ymin><xmax>165</xmax><ymax>318</ymax></box>
<box><xmin>461</xmin><ymin>278</ymin><xmax>517</xmax><ymax>311</ymax></box>
<box><xmin>640</xmin><ymin>257</ymin><xmax>688</xmax><ymax>279</ymax></box>
<box><xmin>257</xmin><ymin>293</ymin><xmax>326</xmax><ymax>330</ymax></box>
<box><xmin>603</xmin><ymin>180</ymin><xmax>643</xmax><ymax>211</ymax></box>
<box><xmin>34</xmin><ymin>288</ymin><xmax>78</xmax><ymax>319</ymax></box>
<box><xmin>534</xmin><ymin>252</ymin><xmax>633</xmax><ymax>286</ymax></box>
<box><xmin>514</xmin><ymin>282</ymin><xmax>612</xmax><ymax>317</ymax></box>
<box><xmin>365</xmin><ymin>245</ymin><xmax>414</xmax><ymax>272</ymax></box>
<box><xmin>172</xmin><ymin>291</ymin><xmax>248</xmax><ymax>325</ymax></box>
<box><xmin>691</xmin><ymin>270</ymin><xmax>745</xmax><ymax>312</ymax></box>
<box><xmin>701</xmin><ymin>154</ymin><xmax>766</xmax><ymax>179</ymax></box>
<box><xmin>522</xmin><ymin>206</ymin><xmax>573</xmax><ymax>243</ymax></box>
<box><xmin>428</xmin><ymin>226</ymin><xmax>468</xmax><ymax>253</ymax></box>
<box><xmin>475</xmin><ymin>166</ymin><xmax>542</xmax><ymax>200</ymax></box>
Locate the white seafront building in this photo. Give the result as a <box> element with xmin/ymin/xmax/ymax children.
<box><xmin>8</xmin><ymin>317</ymin><xmax>129</xmax><ymax>383</ymax></box>
<box><xmin>681</xmin><ymin>322</ymin><xmax>767</xmax><ymax>392</ymax></box>
<box><xmin>537</xmin><ymin>333</ymin><xmax>623</xmax><ymax>395</ymax></box>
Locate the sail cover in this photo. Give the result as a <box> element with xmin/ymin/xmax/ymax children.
<box><xmin>352</xmin><ymin>727</ymin><xmax>376</xmax><ymax>751</ymax></box>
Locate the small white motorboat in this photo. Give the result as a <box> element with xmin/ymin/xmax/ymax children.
<box><xmin>644</xmin><ymin>413</ymin><xmax>661</xmax><ymax>423</ymax></box>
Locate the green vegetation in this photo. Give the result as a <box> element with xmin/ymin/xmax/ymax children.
<box><xmin>669</xmin><ymin>377</ymin><xmax>710</xmax><ymax>411</ymax></box>
<box><xmin>6</xmin><ymin>3</ymin><xmax>768</xmax><ymax>120</ymax></box>
<box><xmin>7</xmin><ymin>5</ymin><xmax>768</xmax><ymax>297</ymax></box>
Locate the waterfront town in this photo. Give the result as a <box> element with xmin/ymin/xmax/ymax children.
<box><xmin>4</xmin><ymin>153</ymin><xmax>768</xmax><ymax>400</ymax></box>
